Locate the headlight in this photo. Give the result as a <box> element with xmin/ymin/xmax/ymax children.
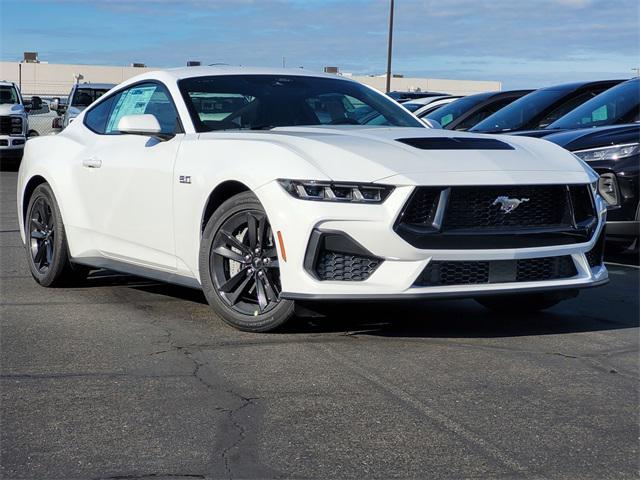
<box><xmin>597</xmin><ymin>172</ymin><xmax>620</xmax><ymax>206</ymax></box>
<box><xmin>278</xmin><ymin>179</ymin><xmax>394</xmax><ymax>203</ymax></box>
<box><xmin>573</xmin><ymin>143</ymin><xmax>639</xmax><ymax>162</ymax></box>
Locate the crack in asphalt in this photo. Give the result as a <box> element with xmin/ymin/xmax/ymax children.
<box><xmin>144</xmin><ymin>313</ymin><xmax>260</xmax><ymax>480</ymax></box>
<box><xmin>182</xmin><ymin>348</ymin><xmax>258</xmax><ymax>480</ymax></box>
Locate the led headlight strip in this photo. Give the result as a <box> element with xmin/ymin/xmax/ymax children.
<box><xmin>573</xmin><ymin>143</ymin><xmax>639</xmax><ymax>162</ymax></box>
<box><xmin>278</xmin><ymin>179</ymin><xmax>394</xmax><ymax>203</ymax></box>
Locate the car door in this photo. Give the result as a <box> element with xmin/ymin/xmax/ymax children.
<box><xmin>78</xmin><ymin>81</ymin><xmax>183</xmax><ymax>271</ymax></box>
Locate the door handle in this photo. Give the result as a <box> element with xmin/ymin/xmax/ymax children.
<box><xmin>82</xmin><ymin>157</ymin><xmax>102</xmax><ymax>168</ymax></box>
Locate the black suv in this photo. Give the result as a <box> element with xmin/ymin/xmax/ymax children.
<box><xmin>545</xmin><ymin>124</ymin><xmax>639</xmax><ymax>250</ymax></box>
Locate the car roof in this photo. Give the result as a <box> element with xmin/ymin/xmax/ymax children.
<box><xmin>160</xmin><ymin>65</ymin><xmax>352</xmax><ymax>82</ymax></box>
<box><xmin>404</xmin><ymin>95</ymin><xmax>459</xmax><ymax>106</ymax></box>
<box><xmin>0</xmin><ymin>81</ymin><xmax>16</xmax><ymax>87</ymax></box>
<box><xmin>74</xmin><ymin>83</ymin><xmax>117</xmax><ymax>89</ymax></box>
<box><xmin>536</xmin><ymin>79</ymin><xmax>623</xmax><ymax>92</ymax></box>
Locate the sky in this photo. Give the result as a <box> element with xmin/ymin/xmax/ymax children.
<box><xmin>0</xmin><ymin>0</ymin><xmax>638</xmax><ymax>89</ymax></box>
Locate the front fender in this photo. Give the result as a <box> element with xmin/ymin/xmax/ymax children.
<box><xmin>172</xmin><ymin>136</ymin><xmax>330</xmax><ymax>280</ymax></box>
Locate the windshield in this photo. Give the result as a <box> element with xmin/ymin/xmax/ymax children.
<box><xmin>402</xmin><ymin>102</ymin><xmax>423</xmax><ymax>112</ymax></box>
<box><xmin>178</xmin><ymin>75</ymin><xmax>424</xmax><ymax>132</ymax></box>
<box><xmin>471</xmin><ymin>89</ymin><xmax>571</xmax><ymax>132</ymax></box>
<box><xmin>71</xmin><ymin>88</ymin><xmax>110</xmax><ymax>107</ymax></box>
<box><xmin>424</xmin><ymin>93</ymin><xmax>491</xmax><ymax>127</ymax></box>
<box><xmin>548</xmin><ymin>79</ymin><xmax>640</xmax><ymax>129</ymax></box>
<box><xmin>0</xmin><ymin>85</ymin><xmax>19</xmax><ymax>105</ymax></box>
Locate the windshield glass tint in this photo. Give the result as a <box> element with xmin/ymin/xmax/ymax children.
<box><xmin>178</xmin><ymin>75</ymin><xmax>424</xmax><ymax>131</ymax></box>
<box><xmin>72</xmin><ymin>88</ymin><xmax>110</xmax><ymax>107</ymax></box>
<box><xmin>471</xmin><ymin>89</ymin><xmax>569</xmax><ymax>132</ymax></box>
<box><xmin>424</xmin><ymin>93</ymin><xmax>491</xmax><ymax>127</ymax></box>
<box><xmin>0</xmin><ymin>86</ymin><xmax>19</xmax><ymax>104</ymax></box>
<box><xmin>548</xmin><ymin>80</ymin><xmax>640</xmax><ymax>129</ymax></box>
<box><xmin>402</xmin><ymin>102</ymin><xmax>423</xmax><ymax>112</ymax></box>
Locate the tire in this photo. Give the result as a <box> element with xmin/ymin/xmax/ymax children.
<box><xmin>199</xmin><ymin>191</ymin><xmax>295</xmax><ymax>332</ymax></box>
<box><xmin>475</xmin><ymin>290</ymin><xmax>578</xmax><ymax>313</ymax></box>
<box><xmin>25</xmin><ymin>183</ymin><xmax>89</xmax><ymax>287</ymax></box>
<box><xmin>28</xmin><ymin>130</ymin><xmax>39</xmax><ymax>138</ymax></box>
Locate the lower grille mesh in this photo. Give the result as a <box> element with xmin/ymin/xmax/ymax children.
<box><xmin>316</xmin><ymin>250</ymin><xmax>381</xmax><ymax>281</ymax></box>
<box><xmin>415</xmin><ymin>256</ymin><xmax>577</xmax><ymax>287</ymax></box>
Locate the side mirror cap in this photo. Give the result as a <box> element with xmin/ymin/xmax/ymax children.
<box><xmin>117</xmin><ymin>114</ymin><xmax>162</xmax><ymax>136</ymax></box>
<box><xmin>30</xmin><ymin>96</ymin><xmax>43</xmax><ymax>111</ymax></box>
<box><xmin>50</xmin><ymin>97</ymin><xmax>60</xmax><ymax>112</ymax></box>
<box><xmin>422</xmin><ymin>118</ymin><xmax>442</xmax><ymax>129</ymax></box>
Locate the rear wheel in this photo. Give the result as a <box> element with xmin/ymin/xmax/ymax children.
<box><xmin>25</xmin><ymin>183</ymin><xmax>89</xmax><ymax>286</ymax></box>
<box><xmin>475</xmin><ymin>290</ymin><xmax>578</xmax><ymax>313</ymax></box>
<box><xmin>199</xmin><ymin>192</ymin><xmax>295</xmax><ymax>332</ymax></box>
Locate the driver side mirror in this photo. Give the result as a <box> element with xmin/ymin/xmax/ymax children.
<box><xmin>30</xmin><ymin>96</ymin><xmax>43</xmax><ymax>111</ymax></box>
<box><xmin>50</xmin><ymin>97</ymin><xmax>60</xmax><ymax>113</ymax></box>
<box><xmin>422</xmin><ymin>118</ymin><xmax>442</xmax><ymax>129</ymax></box>
<box><xmin>117</xmin><ymin>114</ymin><xmax>163</xmax><ymax>137</ymax></box>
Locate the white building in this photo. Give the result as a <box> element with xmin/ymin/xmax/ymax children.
<box><xmin>0</xmin><ymin>61</ymin><xmax>501</xmax><ymax>98</ymax></box>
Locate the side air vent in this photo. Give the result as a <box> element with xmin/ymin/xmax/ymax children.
<box><xmin>397</xmin><ymin>137</ymin><xmax>514</xmax><ymax>150</ymax></box>
<box><xmin>304</xmin><ymin>230</ymin><xmax>383</xmax><ymax>281</ymax></box>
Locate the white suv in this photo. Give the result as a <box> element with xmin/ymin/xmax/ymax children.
<box><xmin>0</xmin><ymin>81</ymin><xmax>41</xmax><ymax>160</ymax></box>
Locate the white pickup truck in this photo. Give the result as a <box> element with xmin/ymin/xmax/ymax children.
<box><xmin>51</xmin><ymin>82</ymin><xmax>115</xmax><ymax>130</ymax></box>
<box><xmin>0</xmin><ymin>81</ymin><xmax>42</xmax><ymax>160</ymax></box>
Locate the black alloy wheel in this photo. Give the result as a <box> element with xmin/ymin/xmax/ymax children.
<box><xmin>29</xmin><ymin>196</ymin><xmax>56</xmax><ymax>274</ymax></box>
<box><xmin>199</xmin><ymin>191</ymin><xmax>295</xmax><ymax>332</ymax></box>
<box><xmin>211</xmin><ymin>210</ymin><xmax>281</xmax><ymax>315</ymax></box>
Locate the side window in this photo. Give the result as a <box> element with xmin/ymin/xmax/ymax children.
<box><xmin>84</xmin><ymin>96</ymin><xmax>116</xmax><ymax>134</ymax></box>
<box><xmin>537</xmin><ymin>92</ymin><xmax>595</xmax><ymax>128</ymax></box>
<box><xmin>105</xmin><ymin>83</ymin><xmax>179</xmax><ymax>135</ymax></box>
<box><xmin>456</xmin><ymin>98</ymin><xmax>514</xmax><ymax>130</ymax></box>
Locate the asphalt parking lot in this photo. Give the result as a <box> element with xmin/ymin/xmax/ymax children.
<box><xmin>0</xmin><ymin>169</ymin><xmax>638</xmax><ymax>480</ymax></box>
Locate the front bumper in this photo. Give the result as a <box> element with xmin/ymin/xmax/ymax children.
<box><xmin>0</xmin><ymin>135</ymin><xmax>26</xmax><ymax>152</ymax></box>
<box><xmin>256</xmin><ymin>180</ymin><xmax>609</xmax><ymax>300</ymax></box>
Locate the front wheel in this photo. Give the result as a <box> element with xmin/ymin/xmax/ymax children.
<box><xmin>475</xmin><ymin>290</ymin><xmax>578</xmax><ymax>313</ymax></box>
<box><xmin>199</xmin><ymin>192</ymin><xmax>295</xmax><ymax>332</ymax></box>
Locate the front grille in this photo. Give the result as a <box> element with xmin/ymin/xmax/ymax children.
<box><xmin>395</xmin><ymin>184</ymin><xmax>597</xmax><ymax>249</ymax></box>
<box><xmin>315</xmin><ymin>250</ymin><xmax>381</xmax><ymax>281</ymax></box>
<box><xmin>415</xmin><ymin>256</ymin><xmax>577</xmax><ymax>287</ymax></box>
<box><xmin>585</xmin><ymin>229</ymin><xmax>605</xmax><ymax>268</ymax></box>
<box><xmin>444</xmin><ymin>185</ymin><xmax>571</xmax><ymax>230</ymax></box>
<box><xmin>402</xmin><ymin>188</ymin><xmax>441</xmax><ymax>226</ymax></box>
<box><xmin>0</xmin><ymin>116</ymin><xmax>22</xmax><ymax>135</ymax></box>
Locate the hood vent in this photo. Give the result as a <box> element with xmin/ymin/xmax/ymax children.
<box><xmin>397</xmin><ymin>137</ymin><xmax>514</xmax><ymax>150</ymax></box>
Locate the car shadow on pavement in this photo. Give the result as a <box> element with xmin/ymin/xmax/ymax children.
<box><xmin>80</xmin><ymin>259</ymin><xmax>638</xmax><ymax>340</ymax></box>
<box><xmin>280</xmin><ymin>298</ymin><xmax>638</xmax><ymax>338</ymax></box>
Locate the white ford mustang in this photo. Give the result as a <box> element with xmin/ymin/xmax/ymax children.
<box><xmin>17</xmin><ymin>66</ymin><xmax>609</xmax><ymax>331</ymax></box>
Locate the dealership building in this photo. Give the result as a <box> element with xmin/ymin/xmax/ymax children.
<box><xmin>0</xmin><ymin>59</ymin><xmax>501</xmax><ymax>98</ymax></box>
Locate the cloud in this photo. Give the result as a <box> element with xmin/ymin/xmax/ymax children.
<box><xmin>1</xmin><ymin>0</ymin><xmax>637</xmax><ymax>89</ymax></box>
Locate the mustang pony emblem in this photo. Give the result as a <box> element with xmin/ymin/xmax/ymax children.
<box><xmin>492</xmin><ymin>196</ymin><xmax>530</xmax><ymax>214</ymax></box>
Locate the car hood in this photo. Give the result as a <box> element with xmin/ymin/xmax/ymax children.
<box><xmin>199</xmin><ymin>125</ymin><xmax>594</xmax><ymax>185</ymax></box>
<box><xmin>510</xmin><ymin>128</ymin><xmax>567</xmax><ymax>138</ymax></box>
<box><xmin>0</xmin><ymin>103</ymin><xmax>25</xmax><ymax>116</ymax></box>
<box><xmin>542</xmin><ymin>124</ymin><xmax>640</xmax><ymax>152</ymax></box>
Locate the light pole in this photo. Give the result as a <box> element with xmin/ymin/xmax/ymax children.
<box><xmin>385</xmin><ymin>0</ymin><xmax>394</xmax><ymax>93</ymax></box>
